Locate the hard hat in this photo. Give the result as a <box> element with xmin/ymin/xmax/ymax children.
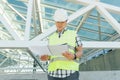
<box><xmin>54</xmin><ymin>9</ymin><xmax>68</xmax><ymax>22</ymax></box>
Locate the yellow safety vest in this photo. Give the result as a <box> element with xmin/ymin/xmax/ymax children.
<box><xmin>48</xmin><ymin>30</ymin><xmax>79</xmax><ymax>72</ymax></box>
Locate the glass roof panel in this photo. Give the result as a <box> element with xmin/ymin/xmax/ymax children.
<box><xmin>69</xmin><ymin>16</ymin><xmax>83</xmax><ymax>26</ymax></box>
<box><xmin>79</xmin><ymin>29</ymin><xmax>99</xmax><ymax>40</ymax></box>
<box><xmin>42</xmin><ymin>7</ymin><xmax>54</xmax><ymax>21</ymax></box>
<box><xmin>8</xmin><ymin>0</ymin><xmax>27</xmax><ymax>10</ymax></box>
<box><xmin>101</xmin><ymin>0</ymin><xmax>120</xmax><ymax>7</ymax></box>
<box><xmin>42</xmin><ymin>0</ymin><xmax>83</xmax><ymax>10</ymax></box>
<box><xmin>109</xmin><ymin>12</ymin><xmax>120</xmax><ymax>22</ymax></box>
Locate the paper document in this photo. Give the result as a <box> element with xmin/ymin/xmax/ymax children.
<box><xmin>29</xmin><ymin>45</ymin><xmax>69</xmax><ymax>56</ymax></box>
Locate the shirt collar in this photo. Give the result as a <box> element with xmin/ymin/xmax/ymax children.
<box><xmin>56</xmin><ymin>27</ymin><xmax>67</xmax><ymax>34</ymax></box>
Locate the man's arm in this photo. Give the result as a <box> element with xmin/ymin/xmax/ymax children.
<box><xmin>75</xmin><ymin>46</ymin><xmax>83</xmax><ymax>59</ymax></box>
<box><xmin>62</xmin><ymin>45</ymin><xmax>83</xmax><ymax>60</ymax></box>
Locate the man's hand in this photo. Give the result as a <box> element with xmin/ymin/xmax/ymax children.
<box><xmin>62</xmin><ymin>51</ymin><xmax>75</xmax><ymax>60</ymax></box>
<box><xmin>40</xmin><ymin>55</ymin><xmax>50</xmax><ymax>61</ymax></box>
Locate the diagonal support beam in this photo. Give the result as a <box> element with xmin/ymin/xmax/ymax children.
<box><xmin>27</xmin><ymin>50</ymin><xmax>46</xmax><ymax>72</ymax></box>
<box><xmin>69</xmin><ymin>0</ymin><xmax>120</xmax><ymax>14</ymax></box>
<box><xmin>99</xmin><ymin>2</ymin><xmax>120</xmax><ymax>14</ymax></box>
<box><xmin>67</xmin><ymin>4</ymin><xmax>95</xmax><ymax>23</ymax></box>
<box><xmin>32</xmin><ymin>25</ymin><xmax>57</xmax><ymax>41</ymax></box>
<box><xmin>76</xmin><ymin>11</ymin><xmax>92</xmax><ymax>32</ymax></box>
<box><xmin>32</xmin><ymin>4</ymin><xmax>96</xmax><ymax>41</ymax></box>
<box><xmin>0</xmin><ymin>8</ymin><xmax>21</xmax><ymax>40</ymax></box>
<box><xmin>96</xmin><ymin>4</ymin><xmax>120</xmax><ymax>35</ymax></box>
<box><xmin>6</xmin><ymin>2</ymin><xmax>26</xmax><ymax>21</ymax></box>
<box><xmin>0</xmin><ymin>57</ymin><xmax>9</xmax><ymax>67</ymax></box>
<box><xmin>67</xmin><ymin>0</ymin><xmax>99</xmax><ymax>6</ymax></box>
<box><xmin>1</xmin><ymin>0</ymin><xmax>25</xmax><ymax>20</ymax></box>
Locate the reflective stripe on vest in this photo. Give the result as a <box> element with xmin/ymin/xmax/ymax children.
<box><xmin>48</xmin><ymin>30</ymin><xmax>79</xmax><ymax>71</ymax></box>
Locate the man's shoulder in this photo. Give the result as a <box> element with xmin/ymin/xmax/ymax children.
<box><xmin>66</xmin><ymin>29</ymin><xmax>76</xmax><ymax>33</ymax></box>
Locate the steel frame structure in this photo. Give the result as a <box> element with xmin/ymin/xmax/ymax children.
<box><xmin>0</xmin><ymin>0</ymin><xmax>120</xmax><ymax>72</ymax></box>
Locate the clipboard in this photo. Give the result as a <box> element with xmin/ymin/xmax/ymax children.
<box><xmin>29</xmin><ymin>45</ymin><xmax>69</xmax><ymax>56</ymax></box>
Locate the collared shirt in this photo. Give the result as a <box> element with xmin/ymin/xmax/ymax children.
<box><xmin>56</xmin><ymin>28</ymin><xmax>66</xmax><ymax>38</ymax></box>
<box><xmin>48</xmin><ymin>28</ymin><xmax>82</xmax><ymax>78</ymax></box>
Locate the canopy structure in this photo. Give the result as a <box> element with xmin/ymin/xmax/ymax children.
<box><xmin>0</xmin><ymin>0</ymin><xmax>120</xmax><ymax>72</ymax></box>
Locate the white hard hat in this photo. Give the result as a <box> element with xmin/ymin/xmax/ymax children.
<box><xmin>54</xmin><ymin>9</ymin><xmax>68</xmax><ymax>22</ymax></box>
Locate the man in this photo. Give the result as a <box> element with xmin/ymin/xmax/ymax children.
<box><xmin>40</xmin><ymin>9</ymin><xmax>83</xmax><ymax>80</ymax></box>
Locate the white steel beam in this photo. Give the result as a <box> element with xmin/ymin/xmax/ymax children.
<box><xmin>94</xmin><ymin>0</ymin><xmax>100</xmax><ymax>1</ymax></box>
<box><xmin>0</xmin><ymin>57</ymin><xmax>9</xmax><ymax>67</ymax></box>
<box><xmin>0</xmin><ymin>30</ymin><xmax>12</xmax><ymax>39</ymax></box>
<box><xmin>33</xmin><ymin>0</ymin><xmax>37</xmax><ymax>35</ymax></box>
<box><xmin>32</xmin><ymin>25</ymin><xmax>56</xmax><ymax>41</ymax></box>
<box><xmin>96</xmin><ymin>5</ymin><xmax>120</xmax><ymax>35</ymax></box>
<box><xmin>99</xmin><ymin>2</ymin><xmax>120</xmax><ymax>14</ymax></box>
<box><xmin>69</xmin><ymin>0</ymin><xmax>120</xmax><ymax>14</ymax></box>
<box><xmin>83</xmin><ymin>41</ymin><xmax>120</xmax><ymax>48</ymax></box>
<box><xmin>0</xmin><ymin>41</ymin><xmax>120</xmax><ymax>48</ymax></box>
<box><xmin>66</xmin><ymin>0</ymin><xmax>90</xmax><ymax>6</ymax></box>
<box><xmin>6</xmin><ymin>2</ymin><xmax>26</xmax><ymax>21</ymax></box>
<box><xmin>36</xmin><ymin>0</ymin><xmax>43</xmax><ymax>33</ymax></box>
<box><xmin>32</xmin><ymin>4</ymin><xmax>96</xmax><ymax>41</ymax></box>
<box><xmin>0</xmin><ymin>8</ymin><xmax>21</xmax><ymax>40</ymax></box>
<box><xmin>76</xmin><ymin>11</ymin><xmax>92</xmax><ymax>32</ymax></box>
<box><xmin>0</xmin><ymin>41</ymin><xmax>48</xmax><ymax>48</ymax></box>
<box><xmin>24</xmin><ymin>0</ymin><xmax>33</xmax><ymax>40</ymax></box>
<box><xmin>67</xmin><ymin>4</ymin><xmax>95</xmax><ymax>23</ymax></box>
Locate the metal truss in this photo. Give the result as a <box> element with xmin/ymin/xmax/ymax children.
<box><xmin>0</xmin><ymin>0</ymin><xmax>120</xmax><ymax>72</ymax></box>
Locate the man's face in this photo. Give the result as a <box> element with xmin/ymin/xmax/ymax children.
<box><xmin>55</xmin><ymin>21</ymin><xmax>67</xmax><ymax>32</ymax></box>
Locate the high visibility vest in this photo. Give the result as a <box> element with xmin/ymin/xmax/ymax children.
<box><xmin>48</xmin><ymin>30</ymin><xmax>79</xmax><ymax>72</ymax></box>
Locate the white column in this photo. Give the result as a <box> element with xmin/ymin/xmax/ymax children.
<box><xmin>24</xmin><ymin>0</ymin><xmax>33</xmax><ymax>40</ymax></box>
